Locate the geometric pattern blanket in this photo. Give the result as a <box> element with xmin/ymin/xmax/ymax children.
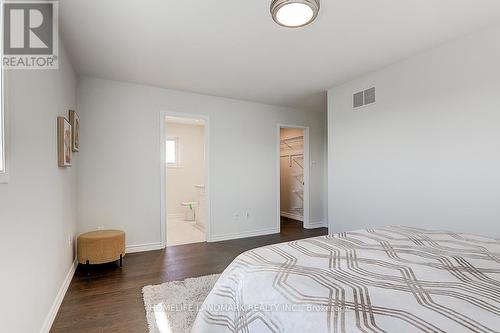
<box><xmin>191</xmin><ymin>226</ymin><xmax>500</xmax><ymax>332</ymax></box>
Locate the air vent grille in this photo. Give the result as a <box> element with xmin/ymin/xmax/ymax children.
<box><xmin>353</xmin><ymin>91</ymin><xmax>364</xmax><ymax>108</ymax></box>
<box><xmin>353</xmin><ymin>87</ymin><xmax>376</xmax><ymax>109</ymax></box>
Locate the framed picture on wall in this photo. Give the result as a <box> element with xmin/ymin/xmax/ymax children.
<box><xmin>57</xmin><ymin>117</ymin><xmax>72</xmax><ymax>167</ymax></box>
<box><xmin>69</xmin><ymin>110</ymin><xmax>80</xmax><ymax>152</ymax></box>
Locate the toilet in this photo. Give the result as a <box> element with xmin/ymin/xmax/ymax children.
<box><xmin>181</xmin><ymin>201</ymin><xmax>197</xmax><ymax>221</ymax></box>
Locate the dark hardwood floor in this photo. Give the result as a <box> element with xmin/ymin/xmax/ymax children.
<box><xmin>50</xmin><ymin>218</ymin><xmax>328</xmax><ymax>333</ymax></box>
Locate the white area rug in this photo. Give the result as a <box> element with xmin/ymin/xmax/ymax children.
<box><xmin>142</xmin><ymin>274</ymin><xmax>220</xmax><ymax>333</ymax></box>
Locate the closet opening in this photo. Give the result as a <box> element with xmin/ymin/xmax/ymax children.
<box><xmin>277</xmin><ymin>125</ymin><xmax>310</xmax><ymax>231</ymax></box>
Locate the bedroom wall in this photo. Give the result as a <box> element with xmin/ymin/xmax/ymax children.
<box><xmin>76</xmin><ymin>77</ymin><xmax>327</xmax><ymax>247</ymax></box>
<box><xmin>328</xmin><ymin>24</ymin><xmax>500</xmax><ymax>237</ymax></box>
<box><xmin>0</xmin><ymin>44</ymin><xmax>77</xmax><ymax>333</ymax></box>
<box><xmin>165</xmin><ymin>121</ymin><xmax>205</xmax><ymax>218</ymax></box>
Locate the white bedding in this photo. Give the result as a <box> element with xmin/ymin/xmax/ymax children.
<box><xmin>191</xmin><ymin>226</ymin><xmax>500</xmax><ymax>332</ymax></box>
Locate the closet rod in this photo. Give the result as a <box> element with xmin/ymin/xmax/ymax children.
<box><xmin>280</xmin><ymin>153</ymin><xmax>304</xmax><ymax>158</ymax></box>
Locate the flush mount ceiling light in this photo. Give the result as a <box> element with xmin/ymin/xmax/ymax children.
<box><xmin>271</xmin><ymin>0</ymin><xmax>320</xmax><ymax>28</ymax></box>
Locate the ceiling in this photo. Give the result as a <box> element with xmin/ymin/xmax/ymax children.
<box><xmin>60</xmin><ymin>0</ymin><xmax>500</xmax><ymax>112</ymax></box>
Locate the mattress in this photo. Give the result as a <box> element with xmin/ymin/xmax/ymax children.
<box><xmin>191</xmin><ymin>226</ymin><xmax>500</xmax><ymax>332</ymax></box>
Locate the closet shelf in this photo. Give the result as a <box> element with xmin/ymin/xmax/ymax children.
<box><xmin>280</xmin><ymin>135</ymin><xmax>304</xmax><ymax>144</ymax></box>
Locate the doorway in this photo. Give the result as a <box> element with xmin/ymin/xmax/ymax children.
<box><xmin>278</xmin><ymin>125</ymin><xmax>310</xmax><ymax>231</ymax></box>
<box><xmin>163</xmin><ymin>114</ymin><xmax>209</xmax><ymax>246</ymax></box>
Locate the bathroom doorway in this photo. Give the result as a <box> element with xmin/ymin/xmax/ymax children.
<box><xmin>278</xmin><ymin>125</ymin><xmax>310</xmax><ymax>231</ymax></box>
<box><xmin>163</xmin><ymin>114</ymin><xmax>209</xmax><ymax>246</ymax></box>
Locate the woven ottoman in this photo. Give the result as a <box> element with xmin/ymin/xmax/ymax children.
<box><xmin>77</xmin><ymin>230</ymin><xmax>125</xmax><ymax>267</ymax></box>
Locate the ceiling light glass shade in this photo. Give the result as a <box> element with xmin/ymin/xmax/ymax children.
<box><xmin>271</xmin><ymin>0</ymin><xmax>320</xmax><ymax>28</ymax></box>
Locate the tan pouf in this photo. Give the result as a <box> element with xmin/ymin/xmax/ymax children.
<box><xmin>77</xmin><ymin>230</ymin><xmax>125</xmax><ymax>266</ymax></box>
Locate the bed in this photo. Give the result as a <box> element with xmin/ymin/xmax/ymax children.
<box><xmin>191</xmin><ymin>226</ymin><xmax>500</xmax><ymax>332</ymax></box>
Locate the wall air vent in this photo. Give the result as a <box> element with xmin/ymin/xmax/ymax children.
<box><xmin>353</xmin><ymin>87</ymin><xmax>376</xmax><ymax>109</ymax></box>
<box><xmin>353</xmin><ymin>91</ymin><xmax>364</xmax><ymax>108</ymax></box>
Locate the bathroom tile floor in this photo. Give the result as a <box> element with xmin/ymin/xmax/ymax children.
<box><xmin>167</xmin><ymin>217</ymin><xmax>206</xmax><ymax>246</ymax></box>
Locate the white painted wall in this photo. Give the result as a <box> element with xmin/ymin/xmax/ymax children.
<box><xmin>0</xmin><ymin>45</ymin><xmax>77</xmax><ymax>333</ymax></box>
<box><xmin>77</xmin><ymin>77</ymin><xmax>327</xmax><ymax>245</ymax></box>
<box><xmin>280</xmin><ymin>128</ymin><xmax>304</xmax><ymax>221</ymax></box>
<box><xmin>328</xmin><ymin>24</ymin><xmax>500</xmax><ymax>237</ymax></box>
<box><xmin>166</xmin><ymin>121</ymin><xmax>205</xmax><ymax>218</ymax></box>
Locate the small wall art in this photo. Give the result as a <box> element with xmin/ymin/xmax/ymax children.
<box><xmin>69</xmin><ymin>110</ymin><xmax>80</xmax><ymax>152</ymax></box>
<box><xmin>57</xmin><ymin>116</ymin><xmax>72</xmax><ymax>167</ymax></box>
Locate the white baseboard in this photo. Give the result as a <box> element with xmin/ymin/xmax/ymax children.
<box><xmin>305</xmin><ymin>220</ymin><xmax>327</xmax><ymax>229</ymax></box>
<box><xmin>280</xmin><ymin>211</ymin><xmax>304</xmax><ymax>222</ymax></box>
<box><xmin>126</xmin><ymin>242</ymin><xmax>165</xmax><ymax>254</ymax></box>
<box><xmin>210</xmin><ymin>227</ymin><xmax>279</xmax><ymax>242</ymax></box>
<box><xmin>40</xmin><ymin>259</ymin><xmax>78</xmax><ymax>333</ymax></box>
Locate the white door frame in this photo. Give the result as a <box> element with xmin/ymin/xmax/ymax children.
<box><xmin>159</xmin><ymin>111</ymin><xmax>212</xmax><ymax>247</ymax></box>
<box><xmin>277</xmin><ymin>124</ymin><xmax>310</xmax><ymax>230</ymax></box>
